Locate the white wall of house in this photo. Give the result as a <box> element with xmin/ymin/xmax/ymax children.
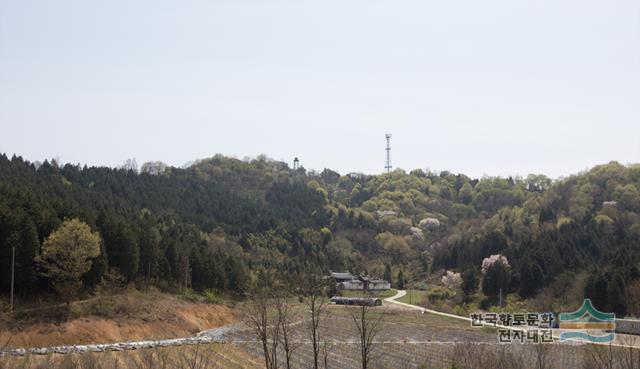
<box><xmin>341</xmin><ymin>281</ymin><xmax>364</xmax><ymax>290</ymax></box>
<box><xmin>369</xmin><ymin>282</ymin><xmax>391</xmax><ymax>290</ymax></box>
<box><xmin>342</xmin><ymin>280</ymin><xmax>390</xmax><ymax>290</ymax></box>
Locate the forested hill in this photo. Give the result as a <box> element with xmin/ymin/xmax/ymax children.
<box><xmin>1</xmin><ymin>153</ymin><xmax>639</xmax><ymax>315</ymax></box>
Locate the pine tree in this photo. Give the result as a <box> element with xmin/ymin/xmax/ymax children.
<box><xmin>396</xmin><ymin>269</ymin><xmax>405</xmax><ymax>289</ymax></box>
<box><xmin>16</xmin><ymin>216</ymin><xmax>39</xmax><ymax>295</ymax></box>
<box><xmin>481</xmin><ymin>263</ymin><xmax>510</xmax><ymax>303</ymax></box>
<box><xmin>36</xmin><ymin>219</ymin><xmax>101</xmax><ymax>304</ymax></box>
<box><xmin>461</xmin><ymin>268</ymin><xmax>478</xmax><ymax>296</ymax></box>
<box><xmin>608</xmin><ymin>272</ymin><xmax>627</xmax><ymax>316</ymax></box>
<box><xmin>383</xmin><ymin>264</ymin><xmax>393</xmax><ymax>286</ymax></box>
<box><xmin>518</xmin><ymin>260</ymin><xmax>544</xmax><ymax>298</ymax></box>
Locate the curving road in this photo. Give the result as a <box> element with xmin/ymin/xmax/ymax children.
<box><xmin>385</xmin><ymin>290</ymin><xmax>640</xmax><ymax>349</ymax></box>
<box><xmin>385</xmin><ymin>290</ymin><xmax>477</xmax><ymax>323</ymax></box>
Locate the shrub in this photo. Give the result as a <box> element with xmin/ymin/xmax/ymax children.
<box><xmin>428</xmin><ymin>286</ymin><xmax>456</xmax><ymax>301</ymax></box>
<box><xmin>203</xmin><ymin>290</ymin><xmax>223</xmax><ymax>304</ymax></box>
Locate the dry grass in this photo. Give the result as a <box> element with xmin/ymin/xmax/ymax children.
<box><xmin>0</xmin><ymin>291</ymin><xmax>234</xmax><ymax>349</ymax></box>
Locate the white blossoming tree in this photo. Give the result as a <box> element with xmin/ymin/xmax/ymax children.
<box><xmin>441</xmin><ymin>270</ymin><xmax>462</xmax><ymax>291</ymax></box>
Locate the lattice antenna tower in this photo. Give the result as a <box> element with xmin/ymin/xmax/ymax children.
<box><xmin>385</xmin><ymin>134</ymin><xmax>392</xmax><ymax>173</ymax></box>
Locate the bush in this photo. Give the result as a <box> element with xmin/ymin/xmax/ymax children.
<box><xmin>427</xmin><ymin>286</ymin><xmax>456</xmax><ymax>301</ymax></box>
<box><xmin>203</xmin><ymin>290</ymin><xmax>223</xmax><ymax>304</ymax></box>
<box><xmin>453</xmin><ymin>305</ymin><xmax>467</xmax><ymax>317</ymax></box>
<box><xmin>69</xmin><ymin>303</ymin><xmax>82</xmax><ymax>319</ymax></box>
<box><xmin>414</xmin><ymin>282</ymin><xmax>428</xmax><ymax>291</ymax></box>
<box><xmin>480</xmin><ymin>296</ymin><xmax>491</xmax><ymax>310</ymax></box>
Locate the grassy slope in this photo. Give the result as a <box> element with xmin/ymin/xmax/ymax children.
<box><xmin>396</xmin><ymin>289</ymin><xmax>429</xmax><ymax>305</ymax></box>
<box><xmin>0</xmin><ymin>290</ymin><xmax>234</xmax><ymax>348</ymax></box>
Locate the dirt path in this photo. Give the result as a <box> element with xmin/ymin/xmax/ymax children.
<box><xmin>0</xmin><ymin>323</ymin><xmax>244</xmax><ymax>357</ymax></box>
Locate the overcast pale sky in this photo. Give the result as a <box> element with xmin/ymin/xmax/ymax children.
<box><xmin>1</xmin><ymin>0</ymin><xmax>639</xmax><ymax>178</ymax></box>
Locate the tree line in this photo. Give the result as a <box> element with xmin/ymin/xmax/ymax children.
<box><xmin>1</xmin><ymin>153</ymin><xmax>640</xmax><ymax>316</ymax></box>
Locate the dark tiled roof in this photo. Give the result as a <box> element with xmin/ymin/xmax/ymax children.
<box><xmin>330</xmin><ymin>272</ymin><xmax>355</xmax><ymax>280</ymax></box>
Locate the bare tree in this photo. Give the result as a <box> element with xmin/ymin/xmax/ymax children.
<box><xmin>275</xmin><ymin>290</ymin><xmax>298</xmax><ymax>369</ymax></box>
<box><xmin>322</xmin><ymin>339</ymin><xmax>332</xmax><ymax>369</ymax></box>
<box><xmin>177</xmin><ymin>344</ymin><xmax>208</xmax><ymax>369</ymax></box>
<box><xmin>615</xmin><ymin>335</ymin><xmax>640</xmax><ymax>369</ymax></box>
<box><xmin>300</xmin><ymin>274</ymin><xmax>330</xmax><ymax>369</ymax></box>
<box><xmin>348</xmin><ymin>297</ymin><xmax>385</xmax><ymax>369</ymax></box>
<box><xmin>584</xmin><ymin>342</ymin><xmax>615</xmax><ymax>369</ymax></box>
<box><xmin>243</xmin><ymin>287</ymin><xmax>281</xmax><ymax>369</ymax></box>
<box><xmin>533</xmin><ymin>342</ymin><xmax>553</xmax><ymax>369</ymax></box>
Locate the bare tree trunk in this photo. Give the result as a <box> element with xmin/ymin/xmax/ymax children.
<box><xmin>585</xmin><ymin>342</ymin><xmax>615</xmax><ymax>369</ymax></box>
<box><xmin>302</xmin><ymin>274</ymin><xmax>329</xmax><ymax>369</ymax></box>
<box><xmin>243</xmin><ymin>287</ymin><xmax>281</xmax><ymax>369</ymax></box>
<box><xmin>617</xmin><ymin>335</ymin><xmax>640</xmax><ymax>369</ymax></box>
<box><xmin>277</xmin><ymin>292</ymin><xmax>296</xmax><ymax>369</ymax></box>
<box><xmin>10</xmin><ymin>246</ymin><xmax>15</xmax><ymax>311</ymax></box>
<box><xmin>534</xmin><ymin>342</ymin><xmax>552</xmax><ymax>369</ymax></box>
<box><xmin>348</xmin><ymin>295</ymin><xmax>385</xmax><ymax>369</ymax></box>
<box><xmin>322</xmin><ymin>339</ymin><xmax>331</xmax><ymax>369</ymax></box>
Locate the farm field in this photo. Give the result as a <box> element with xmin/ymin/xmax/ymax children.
<box><xmin>223</xmin><ymin>305</ymin><xmax>591</xmax><ymax>369</ymax></box>
<box><xmin>1</xmin><ymin>305</ymin><xmax>634</xmax><ymax>369</ymax></box>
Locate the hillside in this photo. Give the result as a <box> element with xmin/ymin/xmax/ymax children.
<box><xmin>0</xmin><ymin>290</ymin><xmax>233</xmax><ymax>348</ymax></box>
<box><xmin>0</xmin><ymin>154</ymin><xmax>639</xmax><ymax>315</ymax></box>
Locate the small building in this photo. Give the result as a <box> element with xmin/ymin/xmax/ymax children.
<box><xmin>328</xmin><ymin>271</ymin><xmax>390</xmax><ymax>291</ymax></box>
<box><xmin>369</xmin><ymin>279</ymin><xmax>391</xmax><ymax>290</ymax></box>
<box><xmin>342</xmin><ymin>279</ymin><xmax>365</xmax><ymax>290</ymax></box>
<box><xmin>330</xmin><ymin>296</ymin><xmax>383</xmax><ymax>306</ymax></box>
<box><xmin>330</xmin><ymin>271</ymin><xmax>356</xmax><ymax>283</ymax></box>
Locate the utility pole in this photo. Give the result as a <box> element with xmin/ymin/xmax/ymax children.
<box><xmin>146</xmin><ymin>262</ymin><xmax>151</xmax><ymax>293</ymax></box>
<box><xmin>499</xmin><ymin>288</ymin><xmax>503</xmax><ymax>307</ymax></box>
<box><xmin>184</xmin><ymin>257</ymin><xmax>189</xmax><ymax>291</ymax></box>
<box><xmin>10</xmin><ymin>246</ymin><xmax>15</xmax><ymax>311</ymax></box>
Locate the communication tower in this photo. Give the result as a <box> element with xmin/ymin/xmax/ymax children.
<box><xmin>385</xmin><ymin>134</ymin><xmax>392</xmax><ymax>173</ymax></box>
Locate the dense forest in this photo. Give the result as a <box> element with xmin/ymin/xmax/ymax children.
<box><xmin>1</xmin><ymin>153</ymin><xmax>639</xmax><ymax>315</ymax></box>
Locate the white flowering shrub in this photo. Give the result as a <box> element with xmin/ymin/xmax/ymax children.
<box><xmin>481</xmin><ymin>254</ymin><xmax>510</xmax><ymax>275</ymax></box>
<box><xmin>441</xmin><ymin>270</ymin><xmax>462</xmax><ymax>290</ymax></box>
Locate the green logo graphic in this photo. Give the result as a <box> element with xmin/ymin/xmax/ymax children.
<box><xmin>558</xmin><ymin>299</ymin><xmax>616</xmax><ymax>343</ymax></box>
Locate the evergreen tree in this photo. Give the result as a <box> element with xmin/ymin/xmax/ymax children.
<box><xmin>518</xmin><ymin>260</ymin><xmax>544</xmax><ymax>298</ymax></box>
<box><xmin>481</xmin><ymin>263</ymin><xmax>510</xmax><ymax>303</ymax></box>
<box><xmin>584</xmin><ymin>271</ymin><xmax>609</xmax><ymax>312</ymax></box>
<box><xmin>16</xmin><ymin>216</ymin><xmax>39</xmax><ymax>295</ymax></box>
<box><xmin>138</xmin><ymin>216</ymin><xmax>161</xmax><ymax>280</ymax></box>
<box><xmin>383</xmin><ymin>264</ymin><xmax>393</xmax><ymax>286</ymax></box>
<box><xmin>396</xmin><ymin>269</ymin><xmax>405</xmax><ymax>289</ymax></box>
<box><xmin>461</xmin><ymin>268</ymin><xmax>478</xmax><ymax>296</ymax></box>
<box><xmin>608</xmin><ymin>272</ymin><xmax>627</xmax><ymax>316</ymax></box>
<box><xmin>85</xmin><ymin>243</ymin><xmax>108</xmax><ymax>288</ymax></box>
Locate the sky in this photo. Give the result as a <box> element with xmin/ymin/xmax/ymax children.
<box><xmin>1</xmin><ymin>0</ymin><xmax>639</xmax><ymax>179</ymax></box>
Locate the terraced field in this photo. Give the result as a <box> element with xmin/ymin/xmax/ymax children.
<box><xmin>223</xmin><ymin>308</ymin><xmax>590</xmax><ymax>369</ymax></box>
<box><xmin>1</xmin><ymin>305</ymin><xmax>630</xmax><ymax>369</ymax></box>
